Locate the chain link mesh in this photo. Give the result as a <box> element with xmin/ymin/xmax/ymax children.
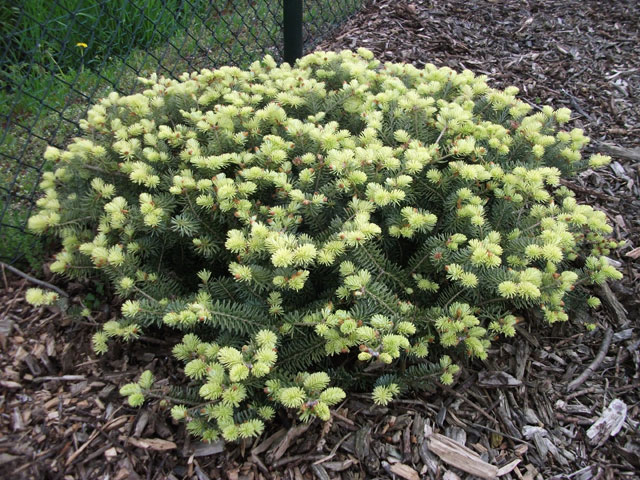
<box><xmin>303</xmin><ymin>0</ymin><xmax>365</xmax><ymax>51</ymax></box>
<box><xmin>0</xmin><ymin>0</ymin><xmax>363</xmax><ymax>265</ymax></box>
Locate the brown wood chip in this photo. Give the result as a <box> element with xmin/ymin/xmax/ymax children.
<box><xmin>477</xmin><ymin>371</ymin><xmax>523</xmax><ymax>388</ymax></box>
<box><xmin>121</xmin><ymin>436</ymin><xmax>177</xmax><ymax>451</ymax></box>
<box><xmin>389</xmin><ymin>462</ymin><xmax>421</xmax><ymax>480</ymax></box>
<box><xmin>427</xmin><ymin>433</ymin><xmax>499</xmax><ymax>479</ymax></box>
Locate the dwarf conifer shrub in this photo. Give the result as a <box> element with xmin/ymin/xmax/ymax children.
<box><xmin>27</xmin><ymin>49</ymin><xmax>622</xmax><ymax>443</ymax></box>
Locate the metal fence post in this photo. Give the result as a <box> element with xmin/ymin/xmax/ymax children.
<box><xmin>283</xmin><ymin>0</ymin><xmax>303</xmax><ymax>64</ymax></box>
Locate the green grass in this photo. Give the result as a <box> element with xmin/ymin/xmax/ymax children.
<box><xmin>1</xmin><ymin>1</ymin><xmax>205</xmax><ymax>70</ymax></box>
<box><xmin>0</xmin><ymin>0</ymin><xmax>282</xmax><ymax>116</ymax></box>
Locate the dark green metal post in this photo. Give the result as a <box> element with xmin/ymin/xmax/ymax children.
<box><xmin>283</xmin><ymin>0</ymin><xmax>303</xmax><ymax>64</ymax></box>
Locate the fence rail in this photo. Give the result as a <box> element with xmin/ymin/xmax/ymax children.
<box><xmin>0</xmin><ymin>0</ymin><xmax>364</xmax><ymax>265</ymax></box>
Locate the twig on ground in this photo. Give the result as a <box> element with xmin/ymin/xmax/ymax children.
<box><xmin>612</xmin><ymin>382</ymin><xmax>640</xmax><ymax>393</ymax></box>
<box><xmin>440</xmin><ymin>384</ymin><xmax>500</xmax><ymax>426</ymax></box>
<box><xmin>272</xmin><ymin>454</ymin><xmax>325</xmax><ymax>469</ymax></box>
<box><xmin>65</xmin><ymin>429</ymin><xmax>101</xmax><ymax>466</ymax></box>
<box><xmin>331</xmin><ymin>411</ymin><xmax>355</xmax><ymax>426</ymax></box>
<box><xmin>566</xmin><ymin>328</ymin><xmax>614</xmax><ymax>392</ymax></box>
<box><xmin>0</xmin><ymin>261</ymin><xmax>68</xmax><ymax>298</ymax></box>
<box><xmin>555</xmin><ymin>413</ymin><xmax>594</xmax><ymax>426</ymax></box>
<box><xmin>31</xmin><ymin>375</ymin><xmax>86</xmax><ymax>383</ymax></box>
<box><xmin>314</xmin><ymin>433</ymin><xmax>353</xmax><ymax>465</ymax></box>
<box><xmin>564</xmin><ymin>90</ymin><xmax>594</xmax><ymax>121</ymax></box>
<box><xmin>470</xmin><ymin>423</ymin><xmax>533</xmax><ymax>447</ymax></box>
<box><xmin>559</xmin><ymin>180</ymin><xmax>620</xmax><ymax>203</ymax></box>
<box><xmin>565</xmin><ymin>386</ymin><xmax>600</xmax><ymax>401</ymax></box>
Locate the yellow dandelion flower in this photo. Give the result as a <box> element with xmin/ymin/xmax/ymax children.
<box><xmin>76</xmin><ymin>42</ymin><xmax>88</xmax><ymax>48</ymax></box>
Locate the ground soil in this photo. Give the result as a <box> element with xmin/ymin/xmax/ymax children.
<box><xmin>1</xmin><ymin>1</ymin><xmax>638</xmax><ymax>479</ymax></box>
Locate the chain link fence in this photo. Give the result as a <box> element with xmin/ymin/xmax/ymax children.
<box><xmin>0</xmin><ymin>0</ymin><xmax>365</xmax><ymax>266</ymax></box>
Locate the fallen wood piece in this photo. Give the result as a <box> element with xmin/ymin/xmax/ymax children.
<box><xmin>443</xmin><ymin>471</ymin><xmax>461</xmax><ymax>480</ymax></box>
<box><xmin>104</xmin><ymin>415</ymin><xmax>130</xmax><ymax>432</ymax></box>
<box><xmin>104</xmin><ymin>447</ymin><xmax>118</xmax><ymax>461</ymax></box>
<box><xmin>310</xmin><ymin>464</ymin><xmax>330</xmax><ymax>480</ymax></box>
<box><xmin>566</xmin><ymin>328</ymin><xmax>614</xmax><ymax>392</ymax></box>
<box><xmin>599</xmin><ymin>283</ymin><xmax>629</xmax><ymax>326</ymax></box>
<box><xmin>192</xmin><ymin>441</ymin><xmax>225</xmax><ymax>457</ymax></box>
<box><xmin>587</xmin><ymin>399</ymin><xmax>627</xmax><ymax>446</ymax></box>
<box><xmin>251</xmin><ymin>428</ymin><xmax>286</xmax><ymax>456</ymax></box>
<box><xmin>496</xmin><ymin>391</ymin><xmax>521</xmax><ymax>439</ymax></box>
<box><xmin>496</xmin><ymin>458</ymin><xmax>521</xmax><ymax>476</ymax></box>
<box><xmin>0</xmin><ymin>380</ymin><xmax>22</xmax><ymax>389</ymax></box>
<box><xmin>388</xmin><ymin>462</ymin><xmax>420</xmax><ymax>480</ymax></box>
<box><xmin>598</xmin><ymin>144</ymin><xmax>640</xmax><ymax>163</ymax></box>
<box><xmin>420</xmin><ymin>424</ymin><xmax>440</xmax><ymax>474</ymax></box>
<box><xmin>121</xmin><ymin>436</ymin><xmax>177</xmax><ymax>451</ymax></box>
<box><xmin>477</xmin><ymin>371</ymin><xmax>522</xmax><ymax>388</ymax></box>
<box><xmin>31</xmin><ymin>375</ymin><xmax>86</xmax><ymax>383</ymax></box>
<box><xmin>521</xmin><ymin>463</ymin><xmax>540</xmax><ymax>480</ymax></box>
<box><xmin>322</xmin><ymin>459</ymin><xmax>358</xmax><ymax>472</ymax></box>
<box><xmin>566</xmin><ymin>466</ymin><xmax>595</xmax><ymax>480</ymax></box>
<box><xmin>426</xmin><ymin>433</ymin><xmax>499</xmax><ymax>479</ymax></box>
<box><xmin>523</xmin><ymin>426</ymin><xmax>549</xmax><ymax>458</ymax></box>
<box><xmin>445</xmin><ymin>426</ymin><xmax>466</xmax><ymax>447</ymax></box>
<box><xmin>612</xmin><ymin>328</ymin><xmax>633</xmax><ymax>343</ymax></box>
<box><xmin>12</xmin><ymin>407</ymin><xmax>24</xmax><ymax>431</ymax></box>
<box><xmin>625</xmin><ymin>247</ymin><xmax>640</xmax><ymax>259</ymax></box>
<box><xmin>65</xmin><ymin>429</ymin><xmax>101</xmax><ymax>465</ymax></box>
<box><xmin>269</xmin><ymin>423</ymin><xmax>311</xmax><ymax>461</ymax></box>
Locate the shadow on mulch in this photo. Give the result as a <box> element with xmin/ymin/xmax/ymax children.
<box><xmin>1</xmin><ymin>0</ymin><xmax>639</xmax><ymax>479</ymax></box>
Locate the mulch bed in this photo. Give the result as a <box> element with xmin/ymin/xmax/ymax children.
<box><xmin>1</xmin><ymin>0</ymin><xmax>639</xmax><ymax>478</ymax></box>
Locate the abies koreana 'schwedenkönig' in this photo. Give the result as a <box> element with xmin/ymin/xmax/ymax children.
<box><xmin>27</xmin><ymin>49</ymin><xmax>622</xmax><ymax>443</ymax></box>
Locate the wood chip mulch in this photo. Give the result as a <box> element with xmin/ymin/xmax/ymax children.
<box><xmin>1</xmin><ymin>1</ymin><xmax>639</xmax><ymax>479</ymax></box>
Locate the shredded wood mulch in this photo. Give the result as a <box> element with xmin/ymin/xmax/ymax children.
<box><xmin>1</xmin><ymin>0</ymin><xmax>639</xmax><ymax>478</ymax></box>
